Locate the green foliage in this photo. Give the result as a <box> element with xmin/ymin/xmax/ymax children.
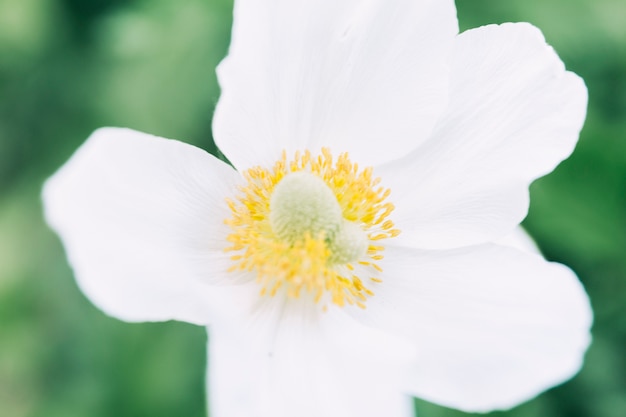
<box><xmin>1</xmin><ymin>0</ymin><xmax>625</xmax><ymax>416</ymax></box>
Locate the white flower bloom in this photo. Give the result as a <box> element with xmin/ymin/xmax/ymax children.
<box><xmin>43</xmin><ymin>1</ymin><xmax>592</xmax><ymax>416</ymax></box>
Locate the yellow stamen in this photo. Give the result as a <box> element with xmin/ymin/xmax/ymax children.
<box><xmin>224</xmin><ymin>149</ymin><xmax>399</xmax><ymax>308</ymax></box>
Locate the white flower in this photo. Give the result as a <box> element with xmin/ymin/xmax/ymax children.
<box><xmin>43</xmin><ymin>1</ymin><xmax>592</xmax><ymax>416</ymax></box>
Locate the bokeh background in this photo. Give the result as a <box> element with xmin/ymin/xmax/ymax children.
<box><xmin>0</xmin><ymin>0</ymin><xmax>624</xmax><ymax>416</ymax></box>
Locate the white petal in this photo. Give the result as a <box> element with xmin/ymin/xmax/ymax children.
<box><xmin>208</xmin><ymin>299</ymin><xmax>415</xmax><ymax>417</ymax></box>
<box><xmin>351</xmin><ymin>244</ymin><xmax>592</xmax><ymax>412</ymax></box>
<box><xmin>496</xmin><ymin>226</ymin><xmax>540</xmax><ymax>254</ymax></box>
<box><xmin>380</xmin><ymin>23</ymin><xmax>587</xmax><ymax>249</ymax></box>
<box><xmin>213</xmin><ymin>0</ymin><xmax>458</xmax><ymax>171</ymax></box>
<box><xmin>43</xmin><ymin>128</ymin><xmax>243</xmax><ymax>324</ymax></box>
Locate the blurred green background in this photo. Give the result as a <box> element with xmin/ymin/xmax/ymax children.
<box><xmin>0</xmin><ymin>0</ymin><xmax>624</xmax><ymax>416</ymax></box>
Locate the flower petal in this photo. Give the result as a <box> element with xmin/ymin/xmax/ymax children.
<box><xmin>213</xmin><ymin>0</ymin><xmax>458</xmax><ymax>171</ymax></box>
<box><xmin>496</xmin><ymin>226</ymin><xmax>540</xmax><ymax>254</ymax></box>
<box><xmin>208</xmin><ymin>299</ymin><xmax>415</xmax><ymax>417</ymax></box>
<box><xmin>351</xmin><ymin>244</ymin><xmax>592</xmax><ymax>412</ymax></box>
<box><xmin>380</xmin><ymin>23</ymin><xmax>587</xmax><ymax>249</ymax></box>
<box><xmin>43</xmin><ymin>128</ymin><xmax>242</xmax><ymax>324</ymax></box>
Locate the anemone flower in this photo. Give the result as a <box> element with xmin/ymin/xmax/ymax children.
<box><xmin>43</xmin><ymin>1</ymin><xmax>592</xmax><ymax>416</ymax></box>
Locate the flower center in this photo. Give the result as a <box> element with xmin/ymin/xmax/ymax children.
<box><xmin>269</xmin><ymin>172</ymin><xmax>368</xmax><ymax>265</ymax></box>
<box><xmin>224</xmin><ymin>149</ymin><xmax>399</xmax><ymax>309</ymax></box>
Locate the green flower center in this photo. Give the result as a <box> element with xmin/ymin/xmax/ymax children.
<box><xmin>269</xmin><ymin>172</ymin><xmax>368</xmax><ymax>265</ymax></box>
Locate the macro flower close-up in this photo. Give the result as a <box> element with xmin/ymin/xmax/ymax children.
<box><xmin>40</xmin><ymin>0</ymin><xmax>593</xmax><ymax>416</ymax></box>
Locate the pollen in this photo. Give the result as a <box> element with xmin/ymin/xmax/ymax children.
<box><xmin>224</xmin><ymin>149</ymin><xmax>400</xmax><ymax>309</ymax></box>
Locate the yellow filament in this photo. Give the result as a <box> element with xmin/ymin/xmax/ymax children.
<box><xmin>224</xmin><ymin>149</ymin><xmax>400</xmax><ymax>308</ymax></box>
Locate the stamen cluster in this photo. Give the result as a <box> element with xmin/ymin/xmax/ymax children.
<box><xmin>224</xmin><ymin>149</ymin><xmax>399</xmax><ymax>308</ymax></box>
